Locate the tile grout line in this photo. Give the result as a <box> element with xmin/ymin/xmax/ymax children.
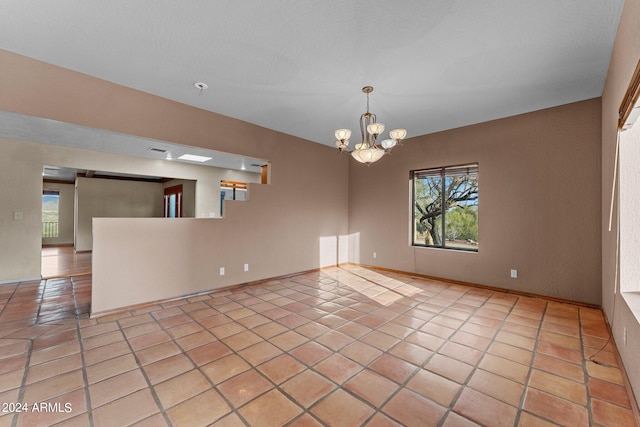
<box><xmin>3</xmin><ymin>266</ymin><xmax>636</xmax><ymax>426</ymax></box>
<box><xmin>135</xmin><ymin>291</ymin><xmax>297</xmax><ymax>425</ymax></box>
<box><xmin>70</xmin><ymin>275</ymin><xmax>95</xmax><ymax>427</ymax></box>
<box><xmin>206</xmin><ymin>273</ymin><xmax>410</xmax><ymax>426</ymax></box>
<box><xmin>10</xmin><ymin>327</ymin><xmax>32</xmax><ymax>427</ymax></box>
<box><xmin>0</xmin><ymin>281</ymin><xmax>20</xmax><ymax>320</ymax></box>
<box><xmin>514</xmin><ymin>300</ymin><xmax>549</xmax><ymax>426</ymax></box>
<box><xmin>116</xmin><ymin>308</ymin><xmax>176</xmax><ymax>427</ymax></box>
<box><xmin>578</xmin><ymin>307</ymin><xmax>596</xmax><ymax>426</ymax></box>
<box><xmin>280</xmin><ymin>273</ymin><xmax>389</xmax><ymax>426</ymax></box>
<box><xmin>295</xmin><ymin>274</ymin><xmax>476</xmax><ymax>426</ymax></box>
<box><xmin>219</xmin><ymin>281</ymin><xmax>336</xmax><ymax>426</ymax></box>
<box><xmin>157</xmin><ymin>301</ymin><xmax>255</xmax><ymax>426</ymax></box>
<box><xmin>125</xmin><ymin>272</ymin><xmax>422</xmax><ymax>423</ymax></box>
<box><xmin>34</xmin><ymin>279</ymin><xmax>48</xmax><ymax>322</ymax></box>
<box><xmin>347</xmin><ymin>281</ymin><xmax>459</xmax><ymax>426</ymax></box>
<box><xmin>433</xmin><ymin>288</ymin><xmax>522</xmax><ymax>426</ymax></box>
<box><xmin>331</xmin><ymin>272</ymin><xmax>498</xmax><ymax>425</ymax></box>
<box><xmin>208</xmin><ymin>279</ymin><xmax>358</xmax><ymax>425</ymax></box>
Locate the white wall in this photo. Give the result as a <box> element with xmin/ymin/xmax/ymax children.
<box><xmin>42</xmin><ymin>181</ymin><xmax>74</xmax><ymax>246</ymax></box>
<box><xmin>0</xmin><ymin>140</ymin><xmax>43</xmax><ymax>282</ymax></box>
<box><xmin>620</xmin><ymin>122</ymin><xmax>640</xmax><ymax>293</ymax></box>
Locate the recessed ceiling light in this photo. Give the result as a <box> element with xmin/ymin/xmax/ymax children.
<box><xmin>178</xmin><ymin>154</ymin><xmax>212</xmax><ymax>162</ymax></box>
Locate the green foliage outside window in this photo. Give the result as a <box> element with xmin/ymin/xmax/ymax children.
<box><xmin>412</xmin><ymin>164</ymin><xmax>478</xmax><ymax>251</ymax></box>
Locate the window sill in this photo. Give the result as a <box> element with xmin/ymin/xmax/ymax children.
<box><xmin>621</xmin><ymin>292</ymin><xmax>640</xmax><ymax>325</ymax></box>
<box><xmin>412</xmin><ymin>245</ymin><xmax>478</xmax><ymax>254</ymax></box>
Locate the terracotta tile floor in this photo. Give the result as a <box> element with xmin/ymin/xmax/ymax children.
<box><xmin>0</xmin><ymin>266</ymin><xmax>638</xmax><ymax>426</ymax></box>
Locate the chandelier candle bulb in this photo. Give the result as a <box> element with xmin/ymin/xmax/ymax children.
<box><xmin>389</xmin><ymin>128</ymin><xmax>407</xmax><ymax>142</ymax></box>
<box><xmin>334</xmin><ymin>86</ymin><xmax>407</xmax><ymax>165</ymax></box>
<box><xmin>381</xmin><ymin>139</ymin><xmax>396</xmax><ymax>150</ymax></box>
<box><xmin>367</xmin><ymin>123</ymin><xmax>385</xmax><ymax>136</ymax></box>
<box><xmin>335</xmin><ymin>129</ymin><xmax>351</xmax><ymax>141</ymax></box>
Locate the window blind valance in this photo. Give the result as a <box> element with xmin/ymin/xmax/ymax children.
<box><xmin>411</xmin><ymin>164</ymin><xmax>478</xmax><ymax>179</ymax></box>
<box><xmin>620</xmin><ymin>57</ymin><xmax>640</xmax><ymax>130</ymax></box>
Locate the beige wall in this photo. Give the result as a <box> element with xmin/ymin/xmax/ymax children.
<box><xmin>349</xmin><ymin>99</ymin><xmax>602</xmax><ymax>305</ymax></box>
<box><xmin>601</xmin><ymin>0</ymin><xmax>640</xmax><ymax>409</ymax></box>
<box><xmin>42</xmin><ymin>181</ymin><xmax>74</xmax><ymax>246</ymax></box>
<box><xmin>76</xmin><ymin>177</ymin><xmax>164</xmax><ymax>251</ymax></box>
<box><xmin>0</xmin><ymin>50</ymin><xmax>349</xmax><ymax>297</ymax></box>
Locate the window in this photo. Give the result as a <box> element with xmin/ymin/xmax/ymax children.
<box><xmin>411</xmin><ymin>164</ymin><xmax>478</xmax><ymax>251</ymax></box>
<box><xmin>42</xmin><ymin>190</ymin><xmax>59</xmax><ymax>238</ymax></box>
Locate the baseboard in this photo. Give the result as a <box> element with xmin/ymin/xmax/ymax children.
<box><xmin>90</xmin><ymin>267</ymin><xmax>324</xmax><ymax>319</ymax></box>
<box><xmin>601</xmin><ymin>313</ymin><xmax>640</xmax><ymax>425</ymax></box>
<box><xmin>349</xmin><ymin>263</ymin><xmax>601</xmax><ymax>309</ymax></box>
<box><xmin>0</xmin><ymin>276</ymin><xmax>42</xmax><ymax>285</ymax></box>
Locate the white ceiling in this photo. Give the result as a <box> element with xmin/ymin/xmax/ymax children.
<box><xmin>0</xmin><ymin>1</ymin><xmax>624</xmax><ymax>152</ymax></box>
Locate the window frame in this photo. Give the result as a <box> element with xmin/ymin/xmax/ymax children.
<box><xmin>42</xmin><ymin>189</ymin><xmax>60</xmax><ymax>238</ymax></box>
<box><xmin>411</xmin><ymin>163</ymin><xmax>479</xmax><ymax>252</ymax></box>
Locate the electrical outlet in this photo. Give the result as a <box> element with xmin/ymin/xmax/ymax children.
<box><xmin>510</xmin><ymin>269</ymin><xmax>518</xmax><ymax>279</ymax></box>
<box><xmin>219</xmin><ymin>267</ymin><xmax>225</xmax><ymax>276</ymax></box>
<box><xmin>624</xmin><ymin>327</ymin><xmax>627</xmax><ymax>346</ymax></box>
<box><xmin>13</xmin><ymin>211</ymin><xmax>23</xmax><ymax>220</ymax></box>
<box><xmin>373</xmin><ymin>252</ymin><xmax>377</xmax><ymax>259</ymax></box>
<box><xmin>243</xmin><ymin>263</ymin><xmax>249</xmax><ymax>272</ymax></box>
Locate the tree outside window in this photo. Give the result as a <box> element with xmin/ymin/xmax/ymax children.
<box><xmin>412</xmin><ymin>164</ymin><xmax>478</xmax><ymax>251</ymax></box>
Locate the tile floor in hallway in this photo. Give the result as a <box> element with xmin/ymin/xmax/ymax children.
<box><xmin>0</xmin><ymin>265</ymin><xmax>638</xmax><ymax>427</ymax></box>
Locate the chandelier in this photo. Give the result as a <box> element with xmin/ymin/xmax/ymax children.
<box><xmin>335</xmin><ymin>86</ymin><xmax>407</xmax><ymax>165</ymax></box>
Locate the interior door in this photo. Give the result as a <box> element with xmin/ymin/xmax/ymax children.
<box><xmin>164</xmin><ymin>185</ymin><xmax>183</xmax><ymax>218</ymax></box>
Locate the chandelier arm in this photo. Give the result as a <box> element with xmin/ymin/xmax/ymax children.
<box><xmin>360</xmin><ymin>113</ymin><xmax>368</xmax><ymax>147</ymax></box>
<box><xmin>370</xmin><ymin>113</ymin><xmax>379</xmax><ymax>147</ymax></box>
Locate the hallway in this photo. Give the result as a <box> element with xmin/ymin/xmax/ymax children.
<box><xmin>41</xmin><ymin>246</ymin><xmax>91</xmax><ymax>279</ymax></box>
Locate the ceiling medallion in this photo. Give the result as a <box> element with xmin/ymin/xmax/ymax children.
<box><xmin>335</xmin><ymin>86</ymin><xmax>407</xmax><ymax>165</ymax></box>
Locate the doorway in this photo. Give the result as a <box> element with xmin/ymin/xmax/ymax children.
<box><xmin>164</xmin><ymin>184</ymin><xmax>183</xmax><ymax>218</ymax></box>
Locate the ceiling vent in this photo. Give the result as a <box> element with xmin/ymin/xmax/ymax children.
<box><xmin>148</xmin><ymin>147</ymin><xmax>167</xmax><ymax>153</ymax></box>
